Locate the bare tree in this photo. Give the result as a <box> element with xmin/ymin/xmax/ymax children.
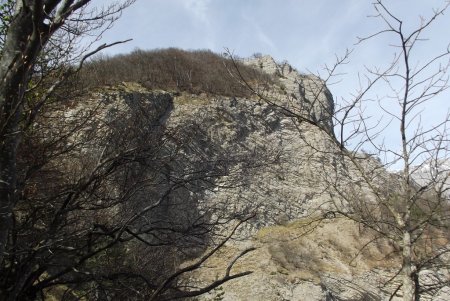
<box><xmin>0</xmin><ymin>81</ymin><xmax>256</xmax><ymax>299</ymax></box>
<box><xmin>330</xmin><ymin>2</ymin><xmax>450</xmax><ymax>300</ymax></box>
<box><xmin>230</xmin><ymin>1</ymin><xmax>450</xmax><ymax>300</ymax></box>
<box><xmin>0</xmin><ymin>1</ymin><xmax>258</xmax><ymax>300</ymax></box>
<box><xmin>0</xmin><ymin>0</ymin><xmax>134</xmax><ymax>267</ymax></box>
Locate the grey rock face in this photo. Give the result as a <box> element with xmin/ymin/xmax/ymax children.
<box><xmin>163</xmin><ymin>56</ymin><xmax>389</xmax><ymax>237</ymax></box>
<box><xmin>162</xmin><ymin>56</ymin><xmax>449</xmax><ymax>301</ymax></box>
<box><xmin>244</xmin><ymin>55</ymin><xmax>335</xmax><ymax>134</ymax></box>
<box><xmin>61</xmin><ymin>59</ymin><xmax>448</xmax><ymax>300</ymax></box>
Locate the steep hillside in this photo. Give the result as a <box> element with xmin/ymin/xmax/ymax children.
<box><xmin>17</xmin><ymin>50</ymin><xmax>449</xmax><ymax>300</ymax></box>
<box><xmin>163</xmin><ymin>54</ymin><xmax>449</xmax><ymax>300</ymax></box>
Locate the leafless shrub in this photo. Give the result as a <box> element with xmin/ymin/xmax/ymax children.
<box><xmin>80</xmin><ymin>48</ymin><xmax>274</xmax><ymax>97</ymax></box>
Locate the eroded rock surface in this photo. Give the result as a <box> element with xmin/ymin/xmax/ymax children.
<box><xmin>62</xmin><ymin>56</ymin><xmax>449</xmax><ymax>300</ymax></box>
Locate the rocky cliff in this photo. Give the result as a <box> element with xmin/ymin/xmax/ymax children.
<box><xmin>42</xmin><ymin>53</ymin><xmax>449</xmax><ymax>300</ymax></box>
<box><xmin>167</xmin><ymin>56</ymin><xmax>448</xmax><ymax>301</ymax></box>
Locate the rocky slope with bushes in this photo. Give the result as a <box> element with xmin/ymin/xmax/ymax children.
<box><xmin>33</xmin><ymin>49</ymin><xmax>449</xmax><ymax>300</ymax></box>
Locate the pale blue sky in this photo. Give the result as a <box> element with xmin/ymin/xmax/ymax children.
<box><xmin>96</xmin><ymin>1</ymin><xmax>448</xmax><ymax>71</ymax></box>
<box><xmin>92</xmin><ymin>0</ymin><xmax>450</xmax><ymax>164</ymax></box>
<box><xmin>96</xmin><ymin>0</ymin><xmax>372</xmax><ymax>68</ymax></box>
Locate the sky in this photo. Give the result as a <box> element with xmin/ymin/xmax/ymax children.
<box><xmin>89</xmin><ymin>0</ymin><xmax>450</xmax><ymax>166</ymax></box>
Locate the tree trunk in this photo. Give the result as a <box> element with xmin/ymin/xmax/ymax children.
<box><xmin>402</xmin><ymin>231</ymin><xmax>415</xmax><ymax>301</ymax></box>
<box><xmin>0</xmin><ymin>3</ymin><xmax>46</xmax><ymax>265</ymax></box>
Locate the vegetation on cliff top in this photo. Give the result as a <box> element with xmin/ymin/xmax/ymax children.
<box><xmin>80</xmin><ymin>48</ymin><xmax>273</xmax><ymax>97</ymax></box>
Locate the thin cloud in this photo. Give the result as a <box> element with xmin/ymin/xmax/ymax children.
<box><xmin>256</xmin><ymin>27</ymin><xmax>276</xmax><ymax>50</ymax></box>
<box><xmin>183</xmin><ymin>0</ymin><xmax>212</xmax><ymax>25</ymax></box>
<box><xmin>241</xmin><ymin>12</ymin><xmax>276</xmax><ymax>52</ymax></box>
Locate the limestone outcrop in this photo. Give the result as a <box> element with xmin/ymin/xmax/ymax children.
<box><xmin>55</xmin><ymin>55</ymin><xmax>449</xmax><ymax>300</ymax></box>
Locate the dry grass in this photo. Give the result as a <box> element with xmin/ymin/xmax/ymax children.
<box><xmin>174</xmin><ymin>93</ymin><xmax>213</xmax><ymax>106</ymax></box>
<box><xmin>257</xmin><ymin>217</ymin><xmax>400</xmax><ymax>278</ymax></box>
<box><xmin>184</xmin><ymin>217</ymin><xmax>401</xmax><ymax>293</ymax></box>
